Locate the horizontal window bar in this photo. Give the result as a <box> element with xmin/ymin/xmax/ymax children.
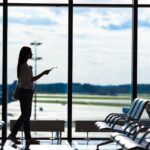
<box><xmin>0</xmin><ymin>3</ymin><xmax>134</xmax><ymax>7</ymax></box>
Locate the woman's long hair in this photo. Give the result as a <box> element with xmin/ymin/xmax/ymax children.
<box><xmin>17</xmin><ymin>46</ymin><xmax>31</xmax><ymax>78</ymax></box>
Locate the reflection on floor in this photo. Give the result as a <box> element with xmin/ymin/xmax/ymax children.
<box><xmin>3</xmin><ymin>139</ymin><xmax>120</xmax><ymax>150</ymax></box>
<box><xmin>72</xmin><ymin>140</ymin><xmax>120</xmax><ymax>150</ymax></box>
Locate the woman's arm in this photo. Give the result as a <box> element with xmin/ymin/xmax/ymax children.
<box><xmin>31</xmin><ymin>69</ymin><xmax>50</xmax><ymax>82</ymax></box>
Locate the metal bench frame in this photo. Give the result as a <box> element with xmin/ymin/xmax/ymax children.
<box><xmin>10</xmin><ymin>120</ymin><xmax>65</xmax><ymax>144</ymax></box>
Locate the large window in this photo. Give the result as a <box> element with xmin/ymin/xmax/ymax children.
<box><xmin>137</xmin><ymin>8</ymin><xmax>150</xmax><ymax>120</ymax></box>
<box><xmin>0</xmin><ymin>7</ymin><xmax>2</xmax><ymax>142</ymax></box>
<box><xmin>73</xmin><ymin>7</ymin><xmax>132</xmax><ymax>137</ymax></box>
<box><xmin>7</xmin><ymin>6</ymin><xmax>68</xmax><ymax>138</ymax></box>
<box><xmin>8</xmin><ymin>0</ymin><xmax>67</xmax><ymax>3</ymax></box>
<box><xmin>1</xmin><ymin>0</ymin><xmax>149</xmax><ymax>141</ymax></box>
<box><xmin>74</xmin><ymin>0</ymin><xmax>132</xmax><ymax>4</ymax></box>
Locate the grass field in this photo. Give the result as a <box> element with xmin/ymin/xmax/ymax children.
<box><xmin>37</xmin><ymin>94</ymin><xmax>130</xmax><ymax>99</ymax></box>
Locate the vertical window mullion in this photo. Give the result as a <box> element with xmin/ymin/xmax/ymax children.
<box><xmin>68</xmin><ymin>0</ymin><xmax>73</xmax><ymax>143</ymax></box>
<box><xmin>2</xmin><ymin>0</ymin><xmax>8</xmax><ymax>144</ymax></box>
<box><xmin>131</xmin><ymin>0</ymin><xmax>138</xmax><ymax>101</ymax></box>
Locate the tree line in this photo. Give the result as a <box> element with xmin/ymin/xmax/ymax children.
<box><xmin>33</xmin><ymin>83</ymin><xmax>150</xmax><ymax>95</ymax></box>
<box><xmin>1</xmin><ymin>83</ymin><xmax>150</xmax><ymax>95</ymax></box>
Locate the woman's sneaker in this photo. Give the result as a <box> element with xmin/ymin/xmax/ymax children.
<box><xmin>8</xmin><ymin>134</ymin><xmax>21</xmax><ymax>144</ymax></box>
<box><xmin>26</xmin><ymin>139</ymin><xmax>40</xmax><ymax>145</ymax></box>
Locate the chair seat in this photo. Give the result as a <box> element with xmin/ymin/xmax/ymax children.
<box><xmin>113</xmin><ymin>134</ymin><xmax>145</xmax><ymax>150</ymax></box>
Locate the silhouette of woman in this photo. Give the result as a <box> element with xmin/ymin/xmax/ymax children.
<box><xmin>8</xmin><ymin>46</ymin><xmax>51</xmax><ymax>145</ymax></box>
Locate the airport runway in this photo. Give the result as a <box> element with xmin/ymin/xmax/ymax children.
<box><xmin>6</xmin><ymin>100</ymin><xmax>123</xmax><ymax>121</ymax></box>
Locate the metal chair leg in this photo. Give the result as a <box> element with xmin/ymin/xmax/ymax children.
<box><xmin>96</xmin><ymin>139</ymin><xmax>113</xmax><ymax>150</ymax></box>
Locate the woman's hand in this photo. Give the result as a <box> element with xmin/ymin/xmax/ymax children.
<box><xmin>31</xmin><ymin>68</ymin><xmax>53</xmax><ymax>82</ymax></box>
<box><xmin>43</xmin><ymin>69</ymin><xmax>50</xmax><ymax>75</ymax></box>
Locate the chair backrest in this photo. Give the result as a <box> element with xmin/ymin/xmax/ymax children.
<box><xmin>127</xmin><ymin>98</ymin><xmax>143</xmax><ymax>119</ymax></box>
<box><xmin>145</xmin><ymin>103</ymin><xmax>150</xmax><ymax>118</ymax></box>
<box><xmin>134</xmin><ymin>99</ymin><xmax>150</xmax><ymax>120</ymax></box>
<box><xmin>126</xmin><ymin>98</ymin><xmax>139</xmax><ymax>118</ymax></box>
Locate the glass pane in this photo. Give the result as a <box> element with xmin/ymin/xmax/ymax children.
<box><xmin>138</xmin><ymin>8</ymin><xmax>150</xmax><ymax>120</ymax></box>
<box><xmin>139</xmin><ymin>0</ymin><xmax>150</xmax><ymax>4</ymax></box>
<box><xmin>8</xmin><ymin>0</ymin><xmax>67</xmax><ymax>3</ymax></box>
<box><xmin>8</xmin><ymin>7</ymin><xmax>68</xmax><ymax>138</ymax></box>
<box><xmin>73</xmin><ymin>8</ymin><xmax>132</xmax><ymax>138</ymax></box>
<box><xmin>0</xmin><ymin>7</ymin><xmax>2</xmax><ymax>144</ymax></box>
<box><xmin>74</xmin><ymin>0</ymin><xmax>132</xmax><ymax>4</ymax></box>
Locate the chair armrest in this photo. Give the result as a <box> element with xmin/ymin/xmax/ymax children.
<box><xmin>139</xmin><ymin>128</ymin><xmax>150</xmax><ymax>144</ymax></box>
<box><xmin>0</xmin><ymin>121</ymin><xmax>5</xmax><ymax>129</ymax></box>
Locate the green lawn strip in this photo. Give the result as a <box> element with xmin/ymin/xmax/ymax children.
<box><xmin>36</xmin><ymin>95</ymin><xmax>130</xmax><ymax>100</ymax></box>
<box><xmin>36</xmin><ymin>95</ymin><xmax>67</xmax><ymax>99</ymax></box>
<box><xmin>36</xmin><ymin>100</ymin><xmax>129</xmax><ymax>107</ymax></box>
<box><xmin>137</xmin><ymin>95</ymin><xmax>150</xmax><ymax>99</ymax></box>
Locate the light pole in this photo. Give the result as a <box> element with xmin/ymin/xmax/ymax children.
<box><xmin>30</xmin><ymin>41</ymin><xmax>42</xmax><ymax>120</ymax></box>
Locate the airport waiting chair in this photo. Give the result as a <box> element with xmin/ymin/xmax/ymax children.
<box><xmin>105</xmin><ymin>98</ymin><xmax>140</xmax><ymax>122</ymax></box>
<box><xmin>101</xmin><ymin>98</ymin><xmax>139</xmax><ymax>126</ymax></box>
<box><xmin>108</xmin><ymin>98</ymin><xmax>141</xmax><ymax>124</ymax></box>
<box><xmin>95</xmin><ymin>98</ymin><xmax>150</xmax><ymax>150</ymax></box>
<box><xmin>110</xmin><ymin>98</ymin><xmax>150</xmax><ymax>131</ymax></box>
<box><xmin>96</xmin><ymin>121</ymin><xmax>142</xmax><ymax>150</ymax></box>
<box><xmin>111</xmin><ymin>123</ymin><xmax>150</xmax><ymax>150</ymax></box>
<box><xmin>96</xmin><ymin>98</ymin><xmax>143</xmax><ymax>131</ymax></box>
<box><xmin>96</xmin><ymin>98</ymin><xmax>149</xmax><ymax>131</ymax></box>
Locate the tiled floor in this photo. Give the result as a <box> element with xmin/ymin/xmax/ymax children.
<box><xmin>3</xmin><ymin>140</ymin><xmax>72</xmax><ymax>150</ymax></box>
<box><xmin>3</xmin><ymin>139</ymin><xmax>120</xmax><ymax>150</ymax></box>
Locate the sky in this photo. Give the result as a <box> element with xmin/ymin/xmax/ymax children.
<box><xmin>0</xmin><ymin>1</ymin><xmax>150</xmax><ymax>85</ymax></box>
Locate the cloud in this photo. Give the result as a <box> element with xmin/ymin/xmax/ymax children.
<box><xmin>9</xmin><ymin>7</ymin><xmax>68</xmax><ymax>26</ymax></box>
<box><xmin>74</xmin><ymin>8</ymin><xmax>132</xmax><ymax>33</ymax></box>
<box><xmin>139</xmin><ymin>0</ymin><xmax>150</xmax><ymax>4</ymax></box>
